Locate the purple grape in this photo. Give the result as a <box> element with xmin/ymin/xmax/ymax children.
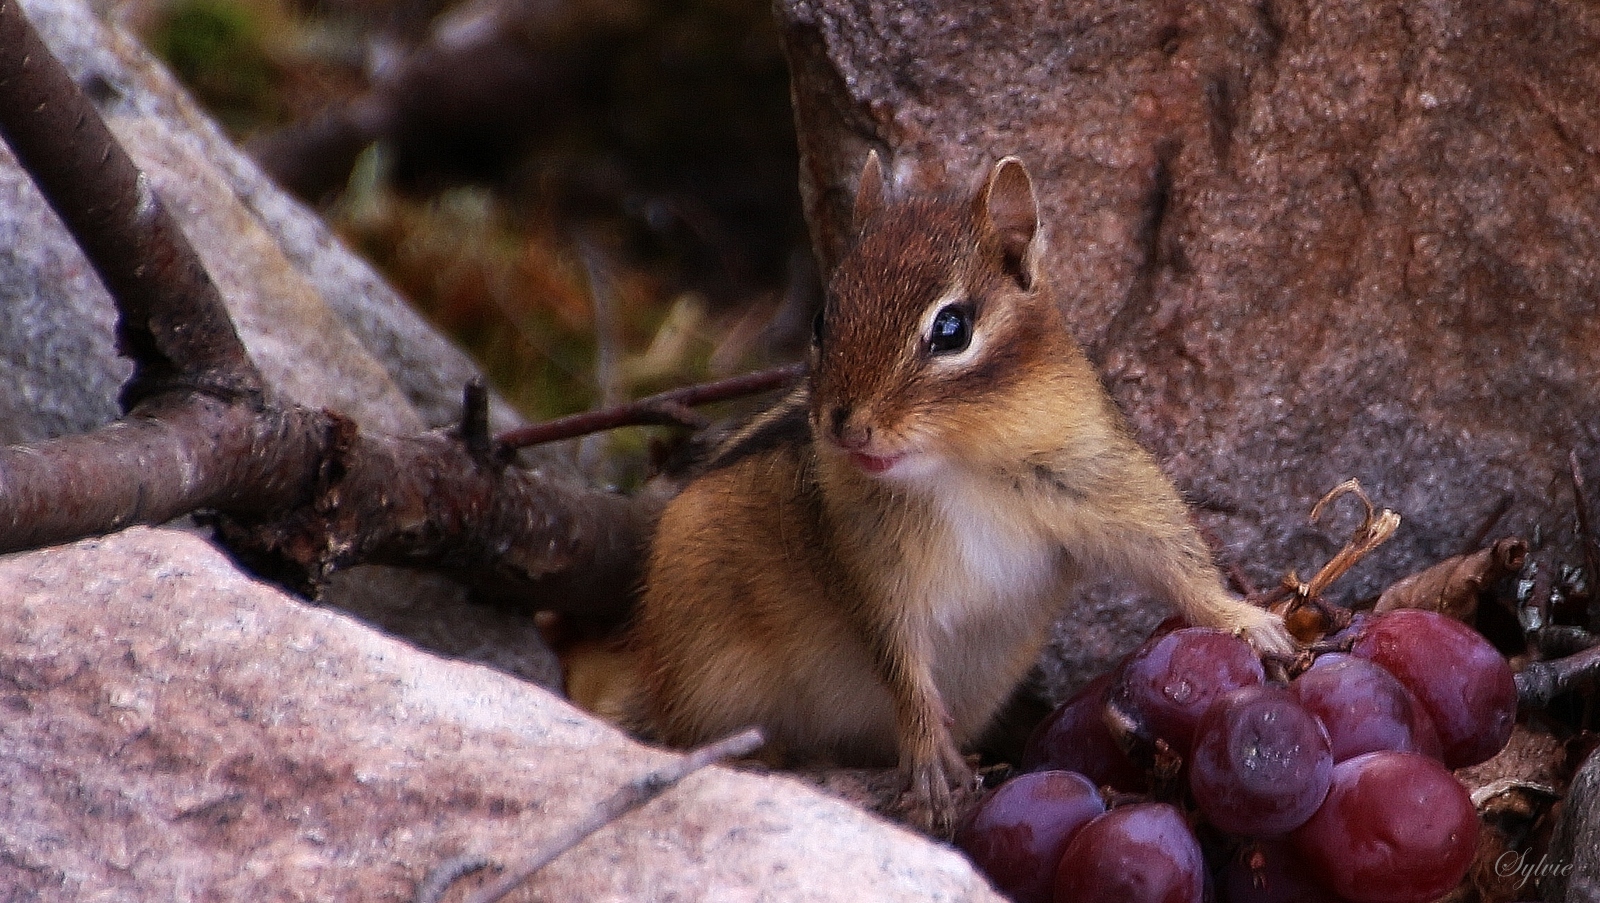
<box><xmin>1291</xmin><ymin>751</ymin><xmax>1478</xmax><ymax>903</ymax></box>
<box><xmin>1107</xmin><ymin>628</ymin><xmax>1266</xmax><ymax>756</ymax></box>
<box><xmin>1021</xmin><ymin>673</ymin><xmax>1145</xmax><ymax>791</ymax></box>
<box><xmin>1189</xmin><ymin>685</ymin><xmax>1333</xmax><ymax>836</ymax></box>
<box><xmin>1351</xmin><ymin>609</ymin><xmax>1516</xmax><ymax>768</ymax></box>
<box><xmin>955</xmin><ymin>770</ymin><xmax>1104</xmax><ymax>903</ymax></box>
<box><xmin>1291</xmin><ymin>653</ymin><xmax>1420</xmax><ymax>761</ymax></box>
<box><xmin>1407</xmin><ymin>694</ymin><xmax>1445</xmax><ymax>761</ymax></box>
<box><xmin>1054</xmin><ymin>802</ymin><xmax>1205</xmax><ymax>903</ymax></box>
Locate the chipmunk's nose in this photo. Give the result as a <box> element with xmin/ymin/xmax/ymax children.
<box><xmin>829</xmin><ymin>405</ymin><xmax>873</xmax><ymax>452</ymax></box>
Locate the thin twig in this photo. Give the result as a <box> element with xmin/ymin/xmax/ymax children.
<box><xmin>496</xmin><ymin>363</ymin><xmax>804</xmax><ymax>449</ymax></box>
<box><xmin>413</xmin><ymin>855</ymin><xmax>494</xmax><ymax>903</ymax></box>
<box><xmin>417</xmin><ymin>728</ymin><xmax>764</xmax><ymax>903</ymax></box>
<box><xmin>459</xmin><ymin>381</ymin><xmax>494</xmax><ymax>463</ymax></box>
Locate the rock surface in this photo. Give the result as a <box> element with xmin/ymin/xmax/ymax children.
<box><xmin>777</xmin><ymin>0</ymin><xmax>1600</xmax><ymax>689</ymax></box>
<box><xmin>1546</xmin><ymin>745</ymin><xmax>1600</xmax><ymax>902</ymax></box>
<box><xmin>0</xmin><ymin>528</ymin><xmax>1000</xmax><ymax>901</ymax></box>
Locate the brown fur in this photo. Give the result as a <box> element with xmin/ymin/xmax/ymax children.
<box><xmin>629</xmin><ymin>155</ymin><xmax>1292</xmax><ymax>828</ymax></box>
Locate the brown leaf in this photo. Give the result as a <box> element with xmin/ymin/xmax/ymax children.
<box><xmin>1374</xmin><ymin>537</ymin><xmax>1528</xmax><ymax>622</ymax></box>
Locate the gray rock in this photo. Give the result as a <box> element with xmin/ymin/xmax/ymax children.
<box><xmin>0</xmin><ymin>528</ymin><xmax>1003</xmax><ymax>902</ymax></box>
<box><xmin>1545</xmin><ymin>745</ymin><xmax>1600</xmax><ymax>901</ymax></box>
<box><xmin>16</xmin><ymin>0</ymin><xmax>524</xmax><ymax>434</ymax></box>
<box><xmin>777</xmin><ymin>0</ymin><xmax>1600</xmax><ymax>691</ymax></box>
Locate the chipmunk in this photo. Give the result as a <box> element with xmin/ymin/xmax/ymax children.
<box><xmin>629</xmin><ymin>153</ymin><xmax>1293</xmax><ymax>829</ymax></box>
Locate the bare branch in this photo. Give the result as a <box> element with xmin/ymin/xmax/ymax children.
<box><xmin>211</xmin><ymin>418</ymin><xmax>654</xmax><ymax>619</ymax></box>
<box><xmin>0</xmin><ymin>0</ymin><xmax>261</xmax><ymax>404</ymax></box>
<box><xmin>0</xmin><ymin>396</ymin><xmax>321</xmax><ymax>552</ymax></box>
<box><xmin>496</xmin><ymin>362</ymin><xmax>804</xmax><ymax>449</ymax></box>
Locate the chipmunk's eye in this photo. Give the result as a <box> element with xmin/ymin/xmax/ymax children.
<box><xmin>928</xmin><ymin>304</ymin><xmax>973</xmax><ymax>355</ymax></box>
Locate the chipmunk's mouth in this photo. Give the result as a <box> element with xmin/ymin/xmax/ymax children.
<box><xmin>847</xmin><ymin>450</ymin><xmax>902</xmax><ymax>474</ymax></box>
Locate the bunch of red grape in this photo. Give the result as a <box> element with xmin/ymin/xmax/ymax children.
<box><xmin>957</xmin><ymin>609</ymin><xmax>1517</xmax><ymax>903</ymax></box>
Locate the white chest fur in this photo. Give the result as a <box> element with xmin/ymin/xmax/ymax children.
<box><xmin>920</xmin><ymin>470</ymin><xmax>1060</xmax><ymax>625</ymax></box>
<box><xmin>892</xmin><ymin>467</ymin><xmax>1069</xmax><ymax>730</ymax></box>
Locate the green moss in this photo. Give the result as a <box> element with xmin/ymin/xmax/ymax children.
<box><xmin>150</xmin><ymin>0</ymin><xmax>281</xmax><ymax>134</ymax></box>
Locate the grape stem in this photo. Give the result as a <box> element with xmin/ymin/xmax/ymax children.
<box><xmin>1281</xmin><ymin>480</ymin><xmax>1402</xmax><ymax>604</ymax></box>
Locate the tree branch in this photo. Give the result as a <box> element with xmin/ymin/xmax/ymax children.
<box><xmin>0</xmin><ymin>0</ymin><xmax>652</xmax><ymax>621</ymax></box>
<box><xmin>0</xmin><ymin>0</ymin><xmax>261</xmax><ymax>405</ymax></box>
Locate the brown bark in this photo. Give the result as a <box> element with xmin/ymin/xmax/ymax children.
<box><xmin>0</xmin><ymin>0</ymin><xmax>260</xmax><ymax>404</ymax></box>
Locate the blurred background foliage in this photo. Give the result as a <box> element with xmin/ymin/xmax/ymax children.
<box><xmin>117</xmin><ymin>0</ymin><xmax>813</xmax><ymax>436</ymax></box>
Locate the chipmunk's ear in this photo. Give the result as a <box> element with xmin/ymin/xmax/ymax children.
<box><xmin>851</xmin><ymin>150</ymin><xmax>887</xmax><ymax>235</ymax></box>
<box><xmin>978</xmin><ymin>156</ymin><xmax>1040</xmax><ymax>290</ymax></box>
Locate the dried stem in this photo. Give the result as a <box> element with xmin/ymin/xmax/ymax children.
<box><xmin>1290</xmin><ymin>479</ymin><xmax>1402</xmax><ymax>600</ymax></box>
<box><xmin>415</xmin><ymin>729</ymin><xmax>766</xmax><ymax>903</ymax></box>
<box><xmin>496</xmin><ymin>362</ymin><xmax>805</xmax><ymax>449</ymax></box>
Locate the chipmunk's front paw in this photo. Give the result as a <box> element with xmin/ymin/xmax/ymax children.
<box><xmin>1227</xmin><ymin>603</ymin><xmax>1296</xmax><ymax>656</ymax></box>
<box><xmin>900</xmin><ymin>739</ymin><xmax>973</xmax><ymax>837</ymax></box>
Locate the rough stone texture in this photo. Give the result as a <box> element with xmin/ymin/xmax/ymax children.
<box><xmin>1546</xmin><ymin>744</ymin><xmax>1600</xmax><ymax>902</ymax></box>
<box><xmin>0</xmin><ymin>528</ymin><xmax>1001</xmax><ymax>902</ymax></box>
<box><xmin>14</xmin><ymin>0</ymin><xmax>525</xmax><ymax>435</ymax></box>
<box><xmin>778</xmin><ymin>0</ymin><xmax>1600</xmax><ymax>689</ymax></box>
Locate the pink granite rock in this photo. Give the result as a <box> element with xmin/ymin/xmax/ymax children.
<box><xmin>0</xmin><ymin>528</ymin><xmax>1003</xmax><ymax>901</ymax></box>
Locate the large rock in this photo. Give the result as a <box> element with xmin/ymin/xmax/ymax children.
<box><xmin>778</xmin><ymin>0</ymin><xmax>1600</xmax><ymax>687</ymax></box>
<box><xmin>0</xmin><ymin>528</ymin><xmax>1001</xmax><ymax>901</ymax></box>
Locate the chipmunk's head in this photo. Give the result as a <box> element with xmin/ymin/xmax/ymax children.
<box><xmin>810</xmin><ymin>153</ymin><xmax>1069</xmax><ymax>480</ymax></box>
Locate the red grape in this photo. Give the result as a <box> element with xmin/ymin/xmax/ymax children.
<box><xmin>1351</xmin><ymin>610</ymin><xmax>1516</xmax><ymax>767</ymax></box>
<box><xmin>1291</xmin><ymin>653</ymin><xmax>1419</xmax><ymax>761</ymax></box>
<box><xmin>1291</xmin><ymin>751</ymin><xmax>1478</xmax><ymax>903</ymax></box>
<box><xmin>956</xmin><ymin>770</ymin><xmax>1104</xmax><ymax>903</ymax></box>
<box><xmin>1022</xmin><ymin>673</ymin><xmax>1145</xmax><ymax>791</ymax></box>
<box><xmin>1407</xmin><ymin>695</ymin><xmax>1445</xmax><ymax>761</ymax></box>
<box><xmin>1055</xmin><ymin>802</ymin><xmax>1205</xmax><ymax>903</ymax></box>
<box><xmin>1189</xmin><ymin>686</ymin><xmax>1333</xmax><ymax>836</ymax></box>
<box><xmin>1221</xmin><ymin>839</ymin><xmax>1344</xmax><ymax>903</ymax></box>
<box><xmin>1107</xmin><ymin>628</ymin><xmax>1265</xmax><ymax>756</ymax></box>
